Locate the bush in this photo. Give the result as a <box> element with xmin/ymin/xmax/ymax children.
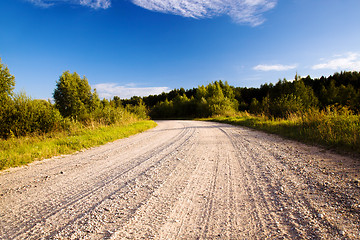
<box><xmin>269</xmin><ymin>94</ymin><xmax>305</xmax><ymax>118</ymax></box>
<box><xmin>149</xmin><ymin>81</ymin><xmax>239</xmax><ymax>118</ymax></box>
<box><xmin>2</xmin><ymin>93</ymin><xmax>63</xmax><ymax>137</ymax></box>
<box><xmin>125</xmin><ymin>99</ymin><xmax>149</xmax><ymax>120</ymax></box>
<box><xmin>301</xmin><ymin>106</ymin><xmax>360</xmax><ymax>149</ymax></box>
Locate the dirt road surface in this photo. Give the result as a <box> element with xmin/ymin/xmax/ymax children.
<box><xmin>1</xmin><ymin>120</ymin><xmax>359</xmax><ymax>239</ymax></box>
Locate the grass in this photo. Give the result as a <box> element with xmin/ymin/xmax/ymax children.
<box><xmin>0</xmin><ymin>120</ymin><xmax>157</xmax><ymax>170</ymax></box>
<box><xmin>205</xmin><ymin>108</ymin><xmax>360</xmax><ymax>154</ymax></box>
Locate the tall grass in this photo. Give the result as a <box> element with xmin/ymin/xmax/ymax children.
<box><xmin>0</xmin><ymin>120</ymin><xmax>157</xmax><ymax>170</ymax></box>
<box><xmin>208</xmin><ymin>107</ymin><xmax>360</xmax><ymax>154</ymax></box>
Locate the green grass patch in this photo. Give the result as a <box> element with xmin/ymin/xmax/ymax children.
<box><xmin>205</xmin><ymin>109</ymin><xmax>360</xmax><ymax>154</ymax></box>
<box><xmin>0</xmin><ymin>120</ymin><xmax>157</xmax><ymax>170</ymax></box>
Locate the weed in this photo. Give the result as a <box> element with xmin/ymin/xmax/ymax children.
<box><xmin>208</xmin><ymin>108</ymin><xmax>360</xmax><ymax>154</ymax></box>
<box><xmin>0</xmin><ymin>120</ymin><xmax>157</xmax><ymax>170</ymax></box>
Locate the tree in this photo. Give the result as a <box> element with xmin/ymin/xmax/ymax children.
<box><xmin>292</xmin><ymin>77</ymin><xmax>318</xmax><ymax>109</ymax></box>
<box><xmin>0</xmin><ymin>58</ymin><xmax>16</xmax><ymax>137</ymax></box>
<box><xmin>249</xmin><ymin>98</ymin><xmax>261</xmax><ymax>114</ymax></box>
<box><xmin>205</xmin><ymin>81</ymin><xmax>238</xmax><ymax>116</ymax></box>
<box><xmin>111</xmin><ymin>96</ymin><xmax>122</xmax><ymax>108</ymax></box>
<box><xmin>53</xmin><ymin>71</ymin><xmax>99</xmax><ymax>120</ymax></box>
<box><xmin>0</xmin><ymin>58</ymin><xmax>15</xmax><ymax>103</ymax></box>
<box><xmin>1</xmin><ymin>60</ymin><xmax>63</xmax><ymax>138</ymax></box>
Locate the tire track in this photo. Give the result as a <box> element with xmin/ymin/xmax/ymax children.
<box><xmin>1</xmin><ymin>120</ymin><xmax>359</xmax><ymax>239</ymax></box>
<box><xmin>220</xmin><ymin>124</ymin><xmax>358</xmax><ymax>239</ymax></box>
<box><xmin>1</xmin><ymin>121</ymin><xmax>194</xmax><ymax>239</ymax></box>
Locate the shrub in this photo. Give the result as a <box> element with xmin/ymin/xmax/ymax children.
<box><xmin>4</xmin><ymin>93</ymin><xmax>63</xmax><ymax>137</ymax></box>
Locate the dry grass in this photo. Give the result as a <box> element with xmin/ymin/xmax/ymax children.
<box><xmin>207</xmin><ymin>107</ymin><xmax>360</xmax><ymax>154</ymax></box>
<box><xmin>0</xmin><ymin>120</ymin><xmax>157</xmax><ymax>170</ymax></box>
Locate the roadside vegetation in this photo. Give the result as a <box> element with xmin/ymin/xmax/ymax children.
<box><xmin>122</xmin><ymin>72</ymin><xmax>360</xmax><ymax>154</ymax></box>
<box><xmin>0</xmin><ymin>59</ymin><xmax>154</xmax><ymax>170</ymax></box>
<box><xmin>1</xmin><ymin>56</ymin><xmax>359</xmax><ymax>169</ymax></box>
<box><xmin>0</xmin><ymin>121</ymin><xmax>156</xmax><ymax>170</ymax></box>
<box><xmin>207</xmin><ymin>108</ymin><xmax>360</xmax><ymax>154</ymax></box>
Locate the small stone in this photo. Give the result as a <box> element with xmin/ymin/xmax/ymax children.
<box><xmin>318</xmin><ymin>213</ymin><xmax>323</xmax><ymax>218</ymax></box>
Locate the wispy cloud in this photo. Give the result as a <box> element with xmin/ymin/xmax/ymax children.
<box><xmin>253</xmin><ymin>64</ymin><xmax>297</xmax><ymax>71</ymax></box>
<box><xmin>27</xmin><ymin>0</ymin><xmax>111</xmax><ymax>9</ymax></box>
<box><xmin>29</xmin><ymin>0</ymin><xmax>277</xmax><ymax>25</ymax></box>
<box><xmin>131</xmin><ymin>0</ymin><xmax>277</xmax><ymax>26</ymax></box>
<box><xmin>93</xmin><ymin>83</ymin><xmax>170</xmax><ymax>99</ymax></box>
<box><xmin>80</xmin><ymin>0</ymin><xmax>110</xmax><ymax>9</ymax></box>
<box><xmin>312</xmin><ymin>52</ymin><xmax>360</xmax><ymax>70</ymax></box>
<box><xmin>28</xmin><ymin>0</ymin><xmax>55</xmax><ymax>8</ymax></box>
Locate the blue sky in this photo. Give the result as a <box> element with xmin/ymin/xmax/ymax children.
<box><xmin>1</xmin><ymin>0</ymin><xmax>360</xmax><ymax>100</ymax></box>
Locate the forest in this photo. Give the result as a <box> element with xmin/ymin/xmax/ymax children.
<box><xmin>121</xmin><ymin>72</ymin><xmax>360</xmax><ymax>119</ymax></box>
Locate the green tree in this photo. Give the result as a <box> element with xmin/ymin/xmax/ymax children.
<box><xmin>111</xmin><ymin>96</ymin><xmax>122</xmax><ymax>108</ymax></box>
<box><xmin>0</xmin><ymin>60</ymin><xmax>63</xmax><ymax>138</ymax></box>
<box><xmin>90</xmin><ymin>89</ymin><xmax>101</xmax><ymax>112</ymax></box>
<box><xmin>53</xmin><ymin>71</ymin><xmax>99</xmax><ymax>120</ymax></box>
<box><xmin>249</xmin><ymin>98</ymin><xmax>261</xmax><ymax>114</ymax></box>
<box><xmin>0</xmin><ymin>59</ymin><xmax>16</xmax><ymax>138</ymax></box>
<box><xmin>172</xmin><ymin>94</ymin><xmax>195</xmax><ymax>118</ymax></box>
<box><xmin>0</xmin><ymin>58</ymin><xmax>15</xmax><ymax>102</ymax></box>
<box><xmin>292</xmin><ymin>77</ymin><xmax>318</xmax><ymax>109</ymax></box>
<box><xmin>126</xmin><ymin>99</ymin><xmax>148</xmax><ymax>120</ymax></box>
<box><xmin>205</xmin><ymin>81</ymin><xmax>238</xmax><ymax>116</ymax></box>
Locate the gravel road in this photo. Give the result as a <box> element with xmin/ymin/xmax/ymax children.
<box><xmin>0</xmin><ymin>120</ymin><xmax>359</xmax><ymax>239</ymax></box>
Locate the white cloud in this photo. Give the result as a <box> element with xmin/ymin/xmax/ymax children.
<box><xmin>80</xmin><ymin>0</ymin><xmax>111</xmax><ymax>9</ymax></box>
<box><xmin>93</xmin><ymin>83</ymin><xmax>170</xmax><ymax>99</ymax></box>
<box><xmin>253</xmin><ymin>64</ymin><xmax>297</xmax><ymax>71</ymax></box>
<box><xmin>312</xmin><ymin>52</ymin><xmax>360</xmax><ymax>70</ymax></box>
<box><xmin>28</xmin><ymin>0</ymin><xmax>54</xmax><ymax>7</ymax></box>
<box><xmin>27</xmin><ymin>0</ymin><xmax>276</xmax><ymax>25</ymax></box>
<box><xmin>131</xmin><ymin>0</ymin><xmax>277</xmax><ymax>26</ymax></box>
<box><xmin>28</xmin><ymin>0</ymin><xmax>111</xmax><ymax>9</ymax></box>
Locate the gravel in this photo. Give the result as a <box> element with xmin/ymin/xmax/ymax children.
<box><xmin>0</xmin><ymin>120</ymin><xmax>359</xmax><ymax>239</ymax></box>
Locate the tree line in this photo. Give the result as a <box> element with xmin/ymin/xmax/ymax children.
<box><xmin>237</xmin><ymin>72</ymin><xmax>360</xmax><ymax>118</ymax></box>
<box><xmin>0</xmin><ymin>59</ymin><xmax>147</xmax><ymax>139</ymax></box>
<box><xmin>122</xmin><ymin>72</ymin><xmax>360</xmax><ymax>119</ymax></box>
<box><xmin>1</xmin><ymin>56</ymin><xmax>359</xmax><ymax>138</ymax></box>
